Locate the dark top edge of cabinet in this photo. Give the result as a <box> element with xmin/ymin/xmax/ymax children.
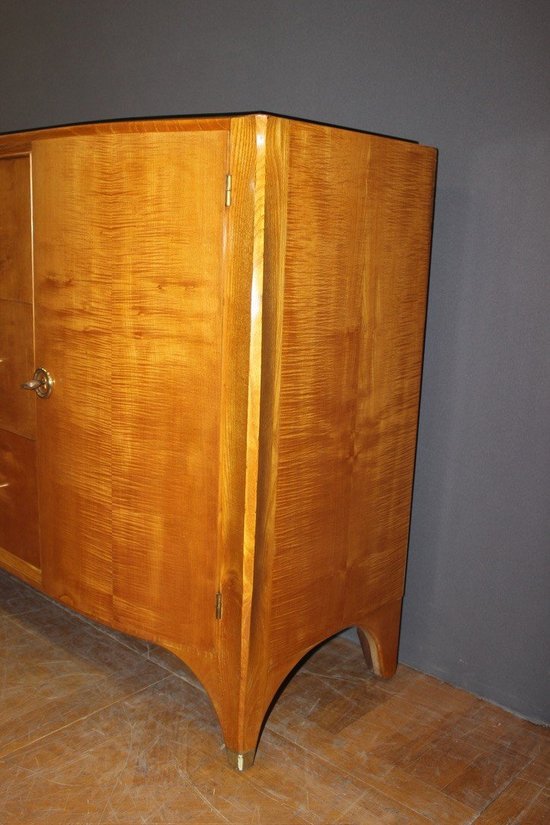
<box><xmin>0</xmin><ymin>111</ymin><xmax>427</xmax><ymax>146</ymax></box>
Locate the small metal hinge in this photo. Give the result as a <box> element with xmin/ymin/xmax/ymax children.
<box><xmin>215</xmin><ymin>591</ymin><xmax>223</xmax><ymax>620</ymax></box>
<box><xmin>225</xmin><ymin>174</ymin><xmax>232</xmax><ymax>207</ymax></box>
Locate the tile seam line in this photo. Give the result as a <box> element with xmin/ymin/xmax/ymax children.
<box><xmin>261</xmin><ymin>728</ymin><xmax>437</xmax><ymax>822</ymax></box>
<box><xmin>470</xmin><ymin>761</ymin><xmax>545</xmax><ymax>824</ymax></box>
<box><xmin>0</xmin><ymin>674</ymin><xmax>173</xmax><ymax>762</ymax></box>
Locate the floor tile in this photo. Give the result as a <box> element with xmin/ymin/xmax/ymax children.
<box><xmin>0</xmin><ymin>605</ymin><xmax>168</xmax><ymax>758</ymax></box>
<box><xmin>465</xmin><ymin>703</ymin><xmax>550</xmax><ymax>759</ymax></box>
<box><xmin>514</xmin><ymin>786</ymin><xmax>550</xmax><ymax>824</ymax></box>
<box><xmin>0</xmin><ymin>676</ymin><xmax>223</xmax><ymax>823</ymax></box>
<box><xmin>359</xmin><ymin>768</ymin><xmax>477</xmax><ymax>824</ymax></box>
<box><xmin>473</xmin><ymin>777</ymin><xmax>545</xmax><ymax>824</ymax></box>
<box><xmin>0</xmin><ymin>570</ymin><xmax>547</xmax><ymax>824</ymax></box>
<box><xmin>0</xmin><ymin>572</ymin><xmax>49</xmax><ymax>618</ymax></box>
<box><xmin>443</xmin><ymin>743</ymin><xmax>531</xmax><ymax>811</ymax></box>
<box><xmin>333</xmin><ymin>784</ymin><xmax>432</xmax><ymax>824</ymax></box>
<box><xmin>185</xmin><ymin>727</ymin><xmax>383</xmax><ymax>824</ymax></box>
<box><xmin>517</xmin><ymin>741</ymin><xmax>550</xmax><ymax>787</ymax></box>
<box><xmin>396</xmin><ymin>728</ymin><xmax>489</xmax><ymax>789</ymax></box>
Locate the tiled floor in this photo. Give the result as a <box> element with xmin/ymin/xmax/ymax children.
<box><xmin>0</xmin><ymin>570</ymin><xmax>548</xmax><ymax>824</ymax></box>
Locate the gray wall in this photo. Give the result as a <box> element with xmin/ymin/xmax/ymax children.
<box><xmin>2</xmin><ymin>0</ymin><xmax>549</xmax><ymax>723</ymax></box>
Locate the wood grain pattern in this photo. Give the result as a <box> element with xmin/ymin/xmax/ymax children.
<box><xmin>0</xmin><ymin>114</ymin><xmax>436</xmax><ymax>766</ymax></box>
<box><xmin>32</xmin><ymin>129</ymin><xmax>230</xmax><ymax>672</ymax></box>
<box><xmin>344</xmin><ymin>138</ymin><xmax>437</xmax><ymax>627</ymax></box>
<box><xmin>242</xmin><ymin>120</ymin><xmax>437</xmax><ymax>750</ymax></box>
<box><xmin>0</xmin><ymin>154</ymin><xmax>40</xmax><ymax>573</ymax></box>
<box><xmin>0</xmin><ymin>430</ymin><xmax>40</xmax><ymax>568</ymax></box>
<box><xmin>0</xmin><ymin>155</ymin><xmax>32</xmax><ymax>304</ymax></box>
<box><xmin>0</xmin><ymin>300</ymin><xmax>36</xmax><ymax>439</ymax></box>
<box><xmin>240</xmin><ymin>115</ymin><xmax>291</xmax><ymax>753</ymax></box>
<box><xmin>3</xmin><ymin>581</ymin><xmax>546</xmax><ymax>822</ymax></box>
<box><xmin>0</xmin><ymin>156</ymin><xmax>35</xmax><ymax>448</ymax></box>
<box><xmin>268</xmin><ymin>121</ymin><xmax>371</xmax><ymax>660</ymax></box>
<box><xmin>32</xmin><ymin>136</ymin><xmax>115</xmax><ymax>623</ymax></box>
<box><xmin>110</xmin><ymin>131</ymin><xmax>228</xmax><ymax>657</ymax></box>
<box><xmin>0</xmin><ymin>116</ymin><xmax>231</xmax><ymax>158</ymax></box>
<box><xmin>201</xmin><ymin>114</ymin><xmax>270</xmax><ymax>755</ymax></box>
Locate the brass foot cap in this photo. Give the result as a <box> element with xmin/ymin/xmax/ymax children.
<box><xmin>225</xmin><ymin>748</ymin><xmax>256</xmax><ymax>771</ymax></box>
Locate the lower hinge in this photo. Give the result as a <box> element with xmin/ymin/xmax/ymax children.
<box><xmin>215</xmin><ymin>591</ymin><xmax>223</xmax><ymax>620</ymax></box>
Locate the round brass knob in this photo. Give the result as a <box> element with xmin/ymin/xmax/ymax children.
<box><xmin>21</xmin><ymin>367</ymin><xmax>54</xmax><ymax>399</ymax></box>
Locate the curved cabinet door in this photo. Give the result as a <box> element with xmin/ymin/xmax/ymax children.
<box><xmin>0</xmin><ymin>155</ymin><xmax>40</xmax><ymax>578</ymax></box>
<box><xmin>32</xmin><ymin>130</ymin><xmax>229</xmax><ymax>663</ymax></box>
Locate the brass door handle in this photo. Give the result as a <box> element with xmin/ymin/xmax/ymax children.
<box><xmin>21</xmin><ymin>367</ymin><xmax>54</xmax><ymax>399</ymax></box>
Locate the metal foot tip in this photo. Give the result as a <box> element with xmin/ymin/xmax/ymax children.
<box><xmin>225</xmin><ymin>748</ymin><xmax>256</xmax><ymax>771</ymax></box>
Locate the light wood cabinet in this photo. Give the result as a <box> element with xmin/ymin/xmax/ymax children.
<box><xmin>0</xmin><ymin>114</ymin><xmax>436</xmax><ymax>768</ymax></box>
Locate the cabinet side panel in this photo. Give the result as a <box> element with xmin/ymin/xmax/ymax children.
<box><xmin>267</xmin><ymin>122</ymin><xmax>369</xmax><ymax>663</ymax></box>
<box><xmin>267</xmin><ymin>122</ymin><xmax>436</xmax><ymax>674</ymax></box>
<box><xmin>344</xmin><ymin>139</ymin><xmax>436</xmax><ymax>623</ymax></box>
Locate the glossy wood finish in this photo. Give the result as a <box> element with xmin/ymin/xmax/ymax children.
<box><xmin>240</xmin><ymin>117</ymin><xmax>436</xmax><ymax>756</ymax></box>
<box><xmin>0</xmin><ymin>155</ymin><xmax>39</xmax><ymax>572</ymax></box>
<box><xmin>0</xmin><ymin>431</ymin><xmax>39</xmax><ymax>569</ymax></box>
<box><xmin>0</xmin><ymin>114</ymin><xmax>436</xmax><ymax>766</ymax></box>
<box><xmin>32</xmin><ymin>129</ymin><xmax>230</xmax><ymax>685</ymax></box>
<box><xmin>0</xmin><ymin>155</ymin><xmax>33</xmax><ymax>304</ymax></box>
<box><xmin>213</xmin><ymin>115</ymin><xmax>269</xmax><ymax>759</ymax></box>
<box><xmin>1</xmin><ymin>571</ymin><xmax>548</xmax><ymax>824</ymax></box>
<box><xmin>0</xmin><ymin>300</ymin><xmax>36</xmax><ymax>439</ymax></box>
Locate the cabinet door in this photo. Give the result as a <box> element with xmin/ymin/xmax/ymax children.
<box><xmin>32</xmin><ymin>130</ymin><xmax>228</xmax><ymax>648</ymax></box>
<box><xmin>0</xmin><ymin>155</ymin><xmax>40</xmax><ymax>576</ymax></box>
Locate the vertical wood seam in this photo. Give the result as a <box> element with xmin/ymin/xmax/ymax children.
<box><xmin>237</xmin><ymin>114</ymin><xmax>268</xmax><ymax>746</ymax></box>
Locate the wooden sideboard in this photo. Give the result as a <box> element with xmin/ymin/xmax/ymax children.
<box><xmin>0</xmin><ymin>113</ymin><xmax>436</xmax><ymax>769</ymax></box>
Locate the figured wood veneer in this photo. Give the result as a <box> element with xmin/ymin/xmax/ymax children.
<box><xmin>0</xmin><ymin>114</ymin><xmax>436</xmax><ymax>767</ymax></box>
<box><xmin>0</xmin><ymin>155</ymin><xmax>40</xmax><ymax>572</ymax></box>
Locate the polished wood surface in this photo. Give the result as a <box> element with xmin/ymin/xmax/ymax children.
<box><xmin>2</xmin><ymin>571</ymin><xmax>548</xmax><ymax>824</ymax></box>
<box><xmin>0</xmin><ymin>114</ymin><xmax>436</xmax><ymax>766</ymax></box>
<box><xmin>109</xmin><ymin>131</ymin><xmax>228</xmax><ymax>657</ymax></box>
<box><xmin>240</xmin><ymin>118</ymin><xmax>436</xmax><ymax>755</ymax></box>
<box><xmin>0</xmin><ymin>155</ymin><xmax>39</xmax><ymax>571</ymax></box>
<box><xmin>0</xmin><ymin>155</ymin><xmax>33</xmax><ymax>304</ymax></box>
<box><xmin>32</xmin><ymin>129</ymin><xmax>230</xmax><ymax>684</ymax></box>
<box><xmin>212</xmin><ymin>114</ymin><xmax>269</xmax><ymax>755</ymax></box>
<box><xmin>0</xmin><ymin>431</ymin><xmax>39</xmax><ymax>569</ymax></box>
<box><xmin>0</xmin><ymin>116</ymin><xmax>231</xmax><ymax>158</ymax></box>
<box><xmin>0</xmin><ymin>300</ymin><xmax>36</xmax><ymax>440</ymax></box>
<box><xmin>33</xmin><ymin>135</ymin><xmax>115</xmax><ymax>623</ymax></box>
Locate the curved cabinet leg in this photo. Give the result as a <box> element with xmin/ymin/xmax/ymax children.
<box><xmin>215</xmin><ymin>599</ymin><xmax>403</xmax><ymax>769</ymax></box>
<box><xmin>215</xmin><ymin>689</ymin><xmax>265</xmax><ymax>772</ymax></box>
<box><xmin>356</xmin><ymin>598</ymin><xmax>402</xmax><ymax>679</ymax></box>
